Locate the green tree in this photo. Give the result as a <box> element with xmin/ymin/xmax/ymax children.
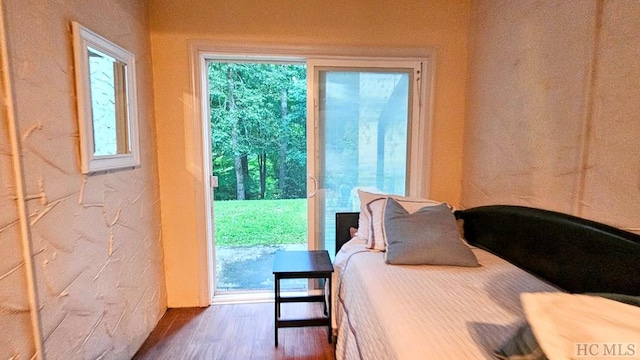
<box><xmin>209</xmin><ymin>62</ymin><xmax>307</xmax><ymax>200</ymax></box>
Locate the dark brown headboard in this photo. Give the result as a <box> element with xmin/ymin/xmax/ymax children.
<box><xmin>335</xmin><ymin>206</ymin><xmax>640</xmax><ymax>296</ymax></box>
<box><xmin>456</xmin><ymin>205</ymin><xmax>640</xmax><ymax>295</ymax></box>
<box><xmin>335</xmin><ymin>212</ymin><xmax>360</xmax><ymax>254</ymax></box>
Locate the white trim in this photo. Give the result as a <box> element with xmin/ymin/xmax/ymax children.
<box><xmin>306</xmin><ymin>63</ymin><xmax>318</xmax><ymax>250</ymax></box>
<box><xmin>418</xmin><ymin>57</ymin><xmax>437</xmax><ymax>198</ymax></box>
<box><xmin>211</xmin><ymin>292</ymin><xmax>274</xmax><ymax>305</ymax></box>
<box><xmin>71</xmin><ymin>22</ymin><xmax>140</xmax><ymax>174</ymax></box>
<box><xmin>210</xmin><ymin>289</ymin><xmax>322</xmax><ymax>305</ymax></box>
<box><xmin>188</xmin><ymin>41</ymin><xmax>435</xmax><ymax>304</ymax></box>
<box><xmin>188</xmin><ymin>40</ymin><xmax>435</xmax><ymax>60</ymax></box>
<box><xmin>189</xmin><ymin>46</ymin><xmax>215</xmax><ymax>307</ymax></box>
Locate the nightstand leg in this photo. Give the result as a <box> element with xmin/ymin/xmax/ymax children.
<box><xmin>323</xmin><ymin>282</ymin><xmax>328</xmax><ymax>316</ymax></box>
<box><xmin>275</xmin><ymin>275</ymin><xmax>279</xmax><ymax>347</ymax></box>
<box><xmin>328</xmin><ymin>275</ymin><xmax>332</xmax><ymax>343</ymax></box>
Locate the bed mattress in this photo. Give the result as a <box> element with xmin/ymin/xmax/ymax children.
<box><xmin>333</xmin><ymin>240</ymin><xmax>559</xmax><ymax>360</ymax></box>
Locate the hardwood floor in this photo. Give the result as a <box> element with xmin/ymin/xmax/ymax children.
<box><xmin>133</xmin><ymin>301</ymin><xmax>336</xmax><ymax>360</ymax></box>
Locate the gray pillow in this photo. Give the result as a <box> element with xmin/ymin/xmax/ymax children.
<box><xmin>384</xmin><ymin>198</ymin><xmax>479</xmax><ymax>266</ymax></box>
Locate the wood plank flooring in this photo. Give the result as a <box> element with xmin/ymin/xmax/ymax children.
<box><xmin>133</xmin><ymin>302</ymin><xmax>336</xmax><ymax>360</ymax></box>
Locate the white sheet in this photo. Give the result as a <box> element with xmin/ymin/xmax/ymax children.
<box><xmin>522</xmin><ymin>292</ymin><xmax>640</xmax><ymax>360</ymax></box>
<box><xmin>333</xmin><ymin>239</ymin><xmax>559</xmax><ymax>360</ymax></box>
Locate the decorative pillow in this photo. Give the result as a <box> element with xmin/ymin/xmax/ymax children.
<box><xmin>493</xmin><ymin>324</ymin><xmax>547</xmax><ymax>360</ymax></box>
<box><xmin>521</xmin><ymin>292</ymin><xmax>640</xmax><ymax>360</ymax></box>
<box><xmin>383</xmin><ymin>199</ymin><xmax>479</xmax><ymax>266</ymax></box>
<box><xmin>365</xmin><ymin>197</ymin><xmax>388</xmax><ymax>250</ymax></box>
<box><xmin>356</xmin><ymin>189</ymin><xmax>445</xmax><ymax>250</ymax></box>
<box><xmin>355</xmin><ymin>189</ymin><xmax>385</xmax><ymax>241</ymax></box>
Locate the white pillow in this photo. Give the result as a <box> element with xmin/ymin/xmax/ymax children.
<box><xmin>365</xmin><ymin>197</ymin><xmax>387</xmax><ymax>250</ymax></box>
<box><xmin>522</xmin><ymin>292</ymin><xmax>640</xmax><ymax>360</ymax></box>
<box><xmin>355</xmin><ymin>189</ymin><xmax>386</xmax><ymax>241</ymax></box>
<box><xmin>356</xmin><ymin>190</ymin><xmax>445</xmax><ymax>250</ymax></box>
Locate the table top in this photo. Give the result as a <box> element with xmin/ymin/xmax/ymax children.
<box><xmin>272</xmin><ymin>250</ymin><xmax>334</xmax><ymax>274</ymax></box>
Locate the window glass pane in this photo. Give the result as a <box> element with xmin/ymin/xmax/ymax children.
<box><xmin>88</xmin><ymin>47</ymin><xmax>130</xmax><ymax>156</ymax></box>
<box><xmin>318</xmin><ymin>70</ymin><xmax>411</xmax><ymax>255</ymax></box>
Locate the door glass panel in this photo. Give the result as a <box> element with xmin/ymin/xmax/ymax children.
<box><xmin>316</xmin><ymin>70</ymin><xmax>411</xmax><ymax>256</ymax></box>
<box><xmin>208</xmin><ymin>61</ymin><xmax>308</xmax><ymax>294</ymax></box>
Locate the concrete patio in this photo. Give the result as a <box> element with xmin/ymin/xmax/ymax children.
<box><xmin>215</xmin><ymin>243</ymin><xmax>308</xmax><ymax>292</ymax></box>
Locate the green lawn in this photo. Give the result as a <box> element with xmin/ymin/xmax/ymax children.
<box><xmin>213</xmin><ymin>198</ymin><xmax>307</xmax><ymax>246</ymax></box>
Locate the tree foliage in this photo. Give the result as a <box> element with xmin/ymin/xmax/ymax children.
<box><xmin>209</xmin><ymin>62</ymin><xmax>307</xmax><ymax>200</ymax></box>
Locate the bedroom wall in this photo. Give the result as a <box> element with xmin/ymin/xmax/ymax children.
<box><xmin>2</xmin><ymin>0</ymin><xmax>166</xmax><ymax>359</ymax></box>
<box><xmin>149</xmin><ymin>0</ymin><xmax>472</xmax><ymax>306</ymax></box>
<box><xmin>0</xmin><ymin>54</ymin><xmax>36</xmax><ymax>359</ymax></box>
<box><xmin>463</xmin><ymin>0</ymin><xmax>640</xmax><ymax>234</ymax></box>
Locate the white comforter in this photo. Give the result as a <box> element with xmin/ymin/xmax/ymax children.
<box><xmin>333</xmin><ymin>239</ymin><xmax>559</xmax><ymax>360</ymax></box>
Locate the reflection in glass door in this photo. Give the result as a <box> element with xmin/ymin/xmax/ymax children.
<box><xmin>309</xmin><ymin>62</ymin><xmax>424</xmax><ymax>256</ymax></box>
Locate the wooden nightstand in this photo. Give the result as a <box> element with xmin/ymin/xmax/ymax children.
<box><xmin>272</xmin><ymin>250</ymin><xmax>334</xmax><ymax>347</ymax></box>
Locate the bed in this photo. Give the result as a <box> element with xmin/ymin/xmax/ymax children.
<box><xmin>332</xmin><ymin>197</ymin><xmax>640</xmax><ymax>360</ymax></box>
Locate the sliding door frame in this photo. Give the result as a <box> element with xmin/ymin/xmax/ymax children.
<box><xmin>188</xmin><ymin>41</ymin><xmax>435</xmax><ymax>305</ymax></box>
<box><xmin>306</xmin><ymin>58</ymin><xmax>430</xmax><ymax>251</ymax></box>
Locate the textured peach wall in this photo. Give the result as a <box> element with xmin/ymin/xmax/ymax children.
<box><xmin>3</xmin><ymin>0</ymin><xmax>166</xmax><ymax>358</ymax></box>
<box><xmin>0</xmin><ymin>63</ymin><xmax>35</xmax><ymax>359</ymax></box>
<box><xmin>580</xmin><ymin>0</ymin><xmax>640</xmax><ymax>232</ymax></box>
<box><xmin>463</xmin><ymin>0</ymin><xmax>639</xmax><ymax>233</ymax></box>
<box><xmin>150</xmin><ymin>0</ymin><xmax>472</xmax><ymax>306</ymax></box>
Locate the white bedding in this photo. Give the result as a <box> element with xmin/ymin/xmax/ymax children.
<box><xmin>333</xmin><ymin>239</ymin><xmax>559</xmax><ymax>360</ymax></box>
<box><xmin>522</xmin><ymin>292</ymin><xmax>640</xmax><ymax>360</ymax></box>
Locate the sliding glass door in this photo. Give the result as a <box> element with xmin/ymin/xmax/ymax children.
<box><xmin>307</xmin><ymin>60</ymin><xmax>426</xmax><ymax>256</ymax></box>
<box><xmin>204</xmin><ymin>55</ymin><xmax>429</xmax><ymax>299</ymax></box>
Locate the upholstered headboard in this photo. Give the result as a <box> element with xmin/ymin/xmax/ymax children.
<box><xmin>335</xmin><ymin>205</ymin><xmax>640</xmax><ymax>296</ymax></box>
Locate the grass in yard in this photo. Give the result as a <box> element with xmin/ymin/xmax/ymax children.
<box><xmin>214</xmin><ymin>198</ymin><xmax>307</xmax><ymax>246</ymax></box>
